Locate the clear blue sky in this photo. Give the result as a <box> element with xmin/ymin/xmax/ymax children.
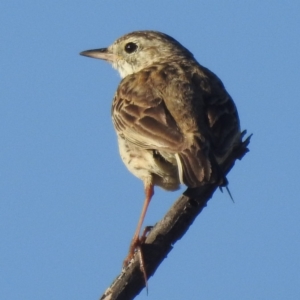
<box><xmin>1</xmin><ymin>1</ymin><xmax>299</xmax><ymax>299</ymax></box>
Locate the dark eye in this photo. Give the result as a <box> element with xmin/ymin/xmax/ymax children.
<box><xmin>124</xmin><ymin>42</ymin><xmax>138</xmax><ymax>53</ymax></box>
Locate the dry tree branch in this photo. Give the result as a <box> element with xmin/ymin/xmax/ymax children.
<box><xmin>100</xmin><ymin>132</ymin><xmax>252</xmax><ymax>300</ymax></box>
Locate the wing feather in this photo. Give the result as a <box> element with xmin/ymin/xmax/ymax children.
<box><xmin>112</xmin><ymin>62</ymin><xmax>240</xmax><ymax>187</ymax></box>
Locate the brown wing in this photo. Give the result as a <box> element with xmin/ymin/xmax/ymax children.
<box><xmin>194</xmin><ymin>66</ymin><xmax>241</xmax><ymax>162</ymax></box>
<box><xmin>112</xmin><ymin>67</ymin><xmax>185</xmax><ymax>151</ymax></box>
<box><xmin>112</xmin><ymin>63</ymin><xmax>239</xmax><ymax>187</ymax></box>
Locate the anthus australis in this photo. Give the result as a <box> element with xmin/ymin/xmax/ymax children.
<box><xmin>80</xmin><ymin>30</ymin><xmax>241</xmax><ymax>275</ymax></box>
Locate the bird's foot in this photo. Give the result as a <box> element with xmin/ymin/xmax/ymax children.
<box><xmin>123</xmin><ymin>225</ymin><xmax>153</xmax><ymax>266</ymax></box>
<box><xmin>123</xmin><ymin>226</ymin><xmax>153</xmax><ymax>292</ymax></box>
<box><xmin>123</xmin><ymin>237</ymin><xmax>140</xmax><ymax>267</ymax></box>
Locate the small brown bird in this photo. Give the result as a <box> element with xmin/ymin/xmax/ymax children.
<box><xmin>80</xmin><ymin>30</ymin><xmax>241</xmax><ymax>274</ymax></box>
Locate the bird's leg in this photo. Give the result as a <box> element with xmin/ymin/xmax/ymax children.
<box><xmin>123</xmin><ymin>183</ymin><xmax>154</xmax><ymax>267</ymax></box>
<box><xmin>123</xmin><ymin>183</ymin><xmax>154</xmax><ymax>291</ymax></box>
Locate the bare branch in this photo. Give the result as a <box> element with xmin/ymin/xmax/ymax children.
<box><xmin>100</xmin><ymin>132</ymin><xmax>252</xmax><ymax>300</ymax></box>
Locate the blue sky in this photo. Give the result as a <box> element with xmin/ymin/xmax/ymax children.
<box><xmin>1</xmin><ymin>1</ymin><xmax>300</xmax><ymax>299</ymax></box>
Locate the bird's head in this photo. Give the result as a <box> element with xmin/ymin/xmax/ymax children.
<box><xmin>80</xmin><ymin>30</ymin><xmax>194</xmax><ymax>78</ymax></box>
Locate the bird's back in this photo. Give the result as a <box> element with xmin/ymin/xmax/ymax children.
<box><xmin>112</xmin><ymin>59</ymin><xmax>241</xmax><ymax>189</ymax></box>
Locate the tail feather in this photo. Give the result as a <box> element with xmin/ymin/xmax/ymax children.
<box><xmin>176</xmin><ymin>147</ymin><xmax>212</xmax><ymax>188</ymax></box>
<box><xmin>176</xmin><ymin>145</ymin><xmax>228</xmax><ymax>188</ymax></box>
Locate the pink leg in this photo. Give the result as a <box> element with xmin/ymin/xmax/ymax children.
<box><xmin>123</xmin><ymin>183</ymin><xmax>154</xmax><ymax>266</ymax></box>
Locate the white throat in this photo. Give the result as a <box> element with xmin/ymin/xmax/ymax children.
<box><xmin>112</xmin><ymin>61</ymin><xmax>135</xmax><ymax>78</ymax></box>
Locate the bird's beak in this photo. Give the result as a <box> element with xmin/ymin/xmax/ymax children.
<box><xmin>80</xmin><ymin>48</ymin><xmax>116</xmax><ymax>62</ymax></box>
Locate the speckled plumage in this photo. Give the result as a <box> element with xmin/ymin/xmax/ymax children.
<box><xmin>80</xmin><ymin>30</ymin><xmax>241</xmax><ymax>270</ymax></box>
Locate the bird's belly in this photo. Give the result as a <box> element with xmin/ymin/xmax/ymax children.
<box><xmin>117</xmin><ymin>136</ymin><xmax>180</xmax><ymax>191</ymax></box>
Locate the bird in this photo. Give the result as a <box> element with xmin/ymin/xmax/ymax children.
<box><xmin>80</xmin><ymin>30</ymin><xmax>241</xmax><ymax>279</ymax></box>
